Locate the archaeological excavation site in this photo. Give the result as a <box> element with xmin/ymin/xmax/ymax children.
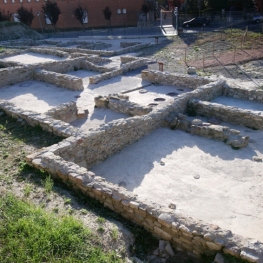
<box><xmin>0</xmin><ymin>37</ymin><xmax>263</xmax><ymax>262</ymax></box>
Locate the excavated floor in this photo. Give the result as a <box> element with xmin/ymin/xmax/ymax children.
<box><xmin>91</xmin><ymin>125</ymin><xmax>263</xmax><ymax>242</ymax></box>
<box><xmin>2</xmin><ymin>52</ymin><xmax>67</xmax><ymax>64</ymax></box>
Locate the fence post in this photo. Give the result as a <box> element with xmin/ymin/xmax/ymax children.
<box><xmin>241</xmin><ymin>36</ymin><xmax>243</xmax><ymax>50</ymax></box>
<box><xmin>184</xmin><ymin>48</ymin><xmax>187</xmax><ymax>63</ymax></box>
<box><xmin>202</xmin><ymin>52</ymin><xmax>205</xmax><ymax>71</ymax></box>
<box><xmin>212</xmin><ymin>40</ymin><xmax>215</xmax><ymax>56</ymax></box>
<box><xmin>233</xmin><ymin>46</ymin><xmax>236</xmax><ymax>63</ymax></box>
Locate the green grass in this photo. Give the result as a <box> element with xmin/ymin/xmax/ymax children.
<box><xmin>0</xmin><ymin>194</ymin><xmax>120</xmax><ymax>263</ymax></box>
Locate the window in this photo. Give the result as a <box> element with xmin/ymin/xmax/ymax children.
<box><xmin>83</xmin><ymin>10</ymin><xmax>88</xmax><ymax>24</ymax></box>
<box><xmin>117</xmin><ymin>9</ymin><xmax>121</xmax><ymax>14</ymax></box>
<box><xmin>3</xmin><ymin>0</ymin><xmax>7</xmax><ymax>3</ymax></box>
<box><xmin>12</xmin><ymin>0</ymin><xmax>15</xmax><ymax>3</ymax></box>
<box><xmin>122</xmin><ymin>8</ymin><xmax>127</xmax><ymax>14</ymax></box>
<box><xmin>20</xmin><ymin>0</ymin><xmax>22</xmax><ymax>2</ymax></box>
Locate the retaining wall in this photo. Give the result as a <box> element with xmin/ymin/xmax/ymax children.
<box><xmin>189</xmin><ymin>98</ymin><xmax>263</xmax><ymax>130</ymax></box>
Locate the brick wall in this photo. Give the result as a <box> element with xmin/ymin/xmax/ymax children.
<box><xmin>0</xmin><ymin>0</ymin><xmax>144</xmax><ymax>29</ymax></box>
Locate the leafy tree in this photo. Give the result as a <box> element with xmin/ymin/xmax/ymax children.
<box><xmin>74</xmin><ymin>5</ymin><xmax>87</xmax><ymax>29</ymax></box>
<box><xmin>0</xmin><ymin>9</ymin><xmax>11</xmax><ymax>22</ymax></box>
<box><xmin>204</xmin><ymin>0</ymin><xmax>228</xmax><ymax>11</ymax></box>
<box><xmin>141</xmin><ymin>4</ymin><xmax>150</xmax><ymax>21</ymax></box>
<box><xmin>254</xmin><ymin>0</ymin><xmax>263</xmax><ymax>14</ymax></box>
<box><xmin>42</xmin><ymin>0</ymin><xmax>61</xmax><ymax>29</ymax></box>
<box><xmin>185</xmin><ymin>0</ymin><xmax>199</xmax><ymax>13</ymax></box>
<box><xmin>16</xmin><ymin>6</ymin><xmax>34</xmax><ymax>26</ymax></box>
<box><xmin>103</xmin><ymin>6</ymin><xmax>112</xmax><ymax>27</ymax></box>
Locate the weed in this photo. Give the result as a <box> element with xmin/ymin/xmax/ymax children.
<box><xmin>97</xmin><ymin>226</ymin><xmax>105</xmax><ymax>232</ymax></box>
<box><xmin>42</xmin><ymin>175</ymin><xmax>54</xmax><ymax>193</ymax></box>
<box><xmin>52</xmin><ymin>207</ymin><xmax>59</xmax><ymax>213</ymax></box>
<box><xmin>97</xmin><ymin>217</ymin><xmax>106</xmax><ymax>224</ymax></box>
<box><xmin>111</xmin><ymin>228</ymin><xmax>119</xmax><ymax>240</ymax></box>
<box><xmin>80</xmin><ymin>208</ymin><xmax>88</xmax><ymax>215</ymax></box>
<box><xmin>64</xmin><ymin>197</ymin><xmax>72</xmax><ymax>205</ymax></box>
<box><xmin>23</xmin><ymin>183</ymin><xmax>33</xmax><ymax>197</ymax></box>
<box><xmin>3</xmin><ymin>152</ymin><xmax>9</xmax><ymax>159</ymax></box>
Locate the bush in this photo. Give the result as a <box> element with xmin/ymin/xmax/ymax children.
<box><xmin>16</xmin><ymin>6</ymin><xmax>34</xmax><ymax>26</ymax></box>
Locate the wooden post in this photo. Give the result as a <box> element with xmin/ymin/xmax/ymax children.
<box><xmin>234</xmin><ymin>46</ymin><xmax>236</xmax><ymax>63</ymax></box>
<box><xmin>231</xmin><ymin>24</ymin><xmax>232</xmax><ymax>35</ymax></box>
<box><xmin>202</xmin><ymin>52</ymin><xmax>205</xmax><ymax>71</ymax></box>
<box><xmin>158</xmin><ymin>62</ymin><xmax>164</xmax><ymax>71</ymax></box>
<box><xmin>212</xmin><ymin>40</ymin><xmax>215</xmax><ymax>56</ymax></box>
<box><xmin>241</xmin><ymin>37</ymin><xmax>243</xmax><ymax>50</ymax></box>
<box><xmin>185</xmin><ymin>48</ymin><xmax>187</xmax><ymax>63</ymax></box>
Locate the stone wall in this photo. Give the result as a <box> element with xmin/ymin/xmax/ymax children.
<box><xmin>166</xmin><ymin>114</ymin><xmax>249</xmax><ymax>148</ymax></box>
<box><xmin>95</xmin><ymin>94</ymin><xmax>152</xmax><ymax>116</ymax></box>
<box><xmin>141</xmin><ymin>70</ymin><xmax>212</xmax><ymax>89</ymax></box>
<box><xmin>166</xmin><ymin>80</ymin><xmax>225</xmax><ymax>115</ymax></box>
<box><xmin>33</xmin><ymin>69</ymin><xmax>84</xmax><ymax>91</ymax></box>
<box><xmin>188</xmin><ymin>98</ymin><xmax>263</xmax><ymax>130</ymax></box>
<box><xmin>34</xmin><ymin>57</ymin><xmax>83</xmax><ymax>74</ymax></box>
<box><xmin>54</xmin><ymin>111</ymin><xmax>164</xmax><ymax>168</ymax></box>
<box><xmin>46</xmin><ymin>101</ymin><xmax>88</xmax><ymax>123</ymax></box>
<box><xmin>224</xmin><ymin>81</ymin><xmax>263</xmax><ymax>103</ymax></box>
<box><xmin>0</xmin><ymin>99</ymin><xmax>79</xmax><ymax>138</ymax></box>
<box><xmin>28</xmin><ymin>47</ymin><xmax>69</xmax><ymax>58</ymax></box>
<box><xmin>81</xmin><ymin>60</ymin><xmax>113</xmax><ymax>73</ymax></box>
<box><xmin>0</xmin><ymin>66</ymin><xmax>32</xmax><ymax>88</ymax></box>
<box><xmin>56</xmin><ymin>43</ymin><xmax>151</xmax><ymax>57</ymax></box>
<box><xmin>25</xmin><ymin>147</ymin><xmax>263</xmax><ymax>263</ymax></box>
<box><xmin>89</xmin><ymin>58</ymin><xmax>151</xmax><ymax>84</ymax></box>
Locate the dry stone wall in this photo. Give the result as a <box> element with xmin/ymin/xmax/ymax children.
<box><xmin>141</xmin><ymin>70</ymin><xmax>212</xmax><ymax>89</ymax></box>
<box><xmin>0</xmin><ymin>65</ymin><xmax>32</xmax><ymax>88</ymax></box>
<box><xmin>90</xmin><ymin>58</ymin><xmax>151</xmax><ymax>84</ymax></box>
<box><xmin>33</xmin><ymin>69</ymin><xmax>84</xmax><ymax>91</ymax></box>
<box><xmin>34</xmin><ymin>57</ymin><xmax>83</xmax><ymax>74</ymax></box>
<box><xmin>189</xmin><ymin>98</ymin><xmax>263</xmax><ymax>130</ymax></box>
<box><xmin>224</xmin><ymin>82</ymin><xmax>263</xmax><ymax>103</ymax></box>
<box><xmin>0</xmin><ymin>100</ymin><xmax>79</xmax><ymax>138</ymax></box>
<box><xmin>95</xmin><ymin>94</ymin><xmax>152</xmax><ymax>116</ymax></box>
<box><xmin>28</xmin><ymin>47</ymin><xmax>69</xmax><ymax>58</ymax></box>
<box><xmin>81</xmin><ymin>60</ymin><xmax>113</xmax><ymax>73</ymax></box>
<box><xmin>166</xmin><ymin>114</ymin><xmax>249</xmax><ymax>148</ymax></box>
<box><xmin>25</xmin><ymin>145</ymin><xmax>263</xmax><ymax>263</ymax></box>
<box><xmin>46</xmin><ymin>101</ymin><xmax>88</xmax><ymax>123</ymax></box>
